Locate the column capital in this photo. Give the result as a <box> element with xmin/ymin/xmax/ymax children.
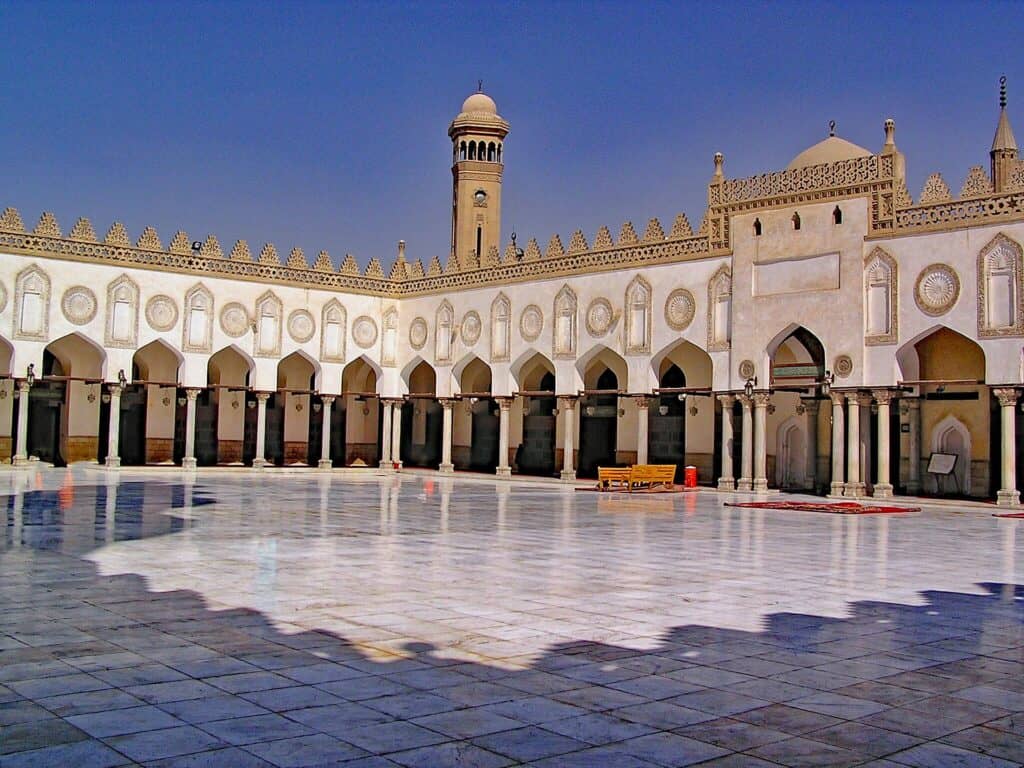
<box><xmin>255</xmin><ymin>391</ymin><xmax>272</xmax><ymax>402</ymax></box>
<box><xmin>993</xmin><ymin>387</ymin><xmax>1019</xmax><ymax>407</ymax></box>
<box><xmin>632</xmin><ymin>394</ymin><xmax>652</xmax><ymax>409</ymax></box>
<box><xmin>801</xmin><ymin>398</ymin><xmax>820</xmax><ymax>415</ymax></box>
<box><xmin>106</xmin><ymin>383</ymin><xmax>124</xmax><ymax>396</ymax></box>
<box><xmin>751</xmin><ymin>391</ymin><xmax>771</xmax><ymax>407</ymax></box>
<box><xmin>829</xmin><ymin>391</ymin><xmax>846</xmax><ymax>406</ymax></box>
<box><xmin>17</xmin><ymin>379</ymin><xmax>31</xmax><ymax>393</ymax></box>
<box><xmin>439</xmin><ymin>398</ymin><xmax>457</xmax><ymax>409</ymax></box>
<box><xmin>846</xmin><ymin>391</ymin><xmax>869</xmax><ymax>407</ymax></box>
<box><xmin>871</xmin><ymin>389</ymin><xmax>896</xmax><ymax>405</ymax></box>
<box><xmin>320</xmin><ymin>394</ymin><xmax>336</xmax><ymax>405</ymax></box>
<box><xmin>737</xmin><ymin>393</ymin><xmax>753</xmax><ymax>408</ymax></box>
<box><xmin>494</xmin><ymin>396</ymin><xmax>514</xmax><ymax>410</ymax></box>
<box><xmin>185</xmin><ymin>388</ymin><xmax>202</xmax><ymax>401</ymax></box>
<box><xmin>381</xmin><ymin>397</ymin><xmax>404</xmax><ymax>406</ymax></box>
<box><xmin>716</xmin><ymin>393</ymin><xmax>736</xmax><ymax>406</ymax></box>
<box><xmin>557</xmin><ymin>395</ymin><xmax>577</xmax><ymax>410</ymax></box>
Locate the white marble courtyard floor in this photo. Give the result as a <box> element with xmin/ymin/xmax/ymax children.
<box><xmin>1</xmin><ymin>467</ymin><xmax>1023</xmax><ymax>767</ymax></box>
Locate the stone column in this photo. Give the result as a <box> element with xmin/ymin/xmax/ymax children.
<box><xmin>391</xmin><ymin>399</ymin><xmax>403</xmax><ymax>469</ymax></box>
<box><xmin>13</xmin><ymin>380</ymin><xmax>30</xmax><ymax>466</ymax></box>
<box><xmin>253</xmin><ymin>392</ymin><xmax>270</xmax><ymax>468</ymax></box>
<box><xmin>439</xmin><ymin>399</ymin><xmax>455</xmax><ymax>473</ymax></box>
<box><xmin>559</xmin><ymin>396</ymin><xmax>577</xmax><ymax>482</ymax></box>
<box><xmin>182</xmin><ymin>388</ymin><xmax>201</xmax><ymax>470</ymax></box>
<box><xmin>830</xmin><ymin>392</ymin><xmax>846</xmax><ymax>496</ymax></box>
<box><xmin>845</xmin><ymin>393</ymin><xmax>866</xmax><ymax>497</ymax></box>
<box><xmin>906</xmin><ymin>398</ymin><xmax>921</xmax><ymax>494</ymax></box>
<box><xmin>318</xmin><ymin>396</ymin><xmax>334</xmax><ymax>469</ymax></box>
<box><xmin>804</xmin><ymin>399</ymin><xmax>819</xmax><ymax>492</ymax></box>
<box><xmin>496</xmin><ymin>397</ymin><xmax>512</xmax><ymax>477</ymax></box>
<box><xmin>737</xmin><ymin>394</ymin><xmax>753</xmax><ymax>491</ymax></box>
<box><xmin>634</xmin><ymin>396</ymin><xmax>650</xmax><ymax>466</ymax></box>
<box><xmin>105</xmin><ymin>384</ymin><xmax>123</xmax><ymax>469</ymax></box>
<box><xmin>872</xmin><ymin>390</ymin><xmax>894</xmax><ymax>498</ymax></box>
<box><xmin>752</xmin><ymin>391</ymin><xmax>770</xmax><ymax>492</ymax></box>
<box><xmin>717</xmin><ymin>394</ymin><xmax>735</xmax><ymax>490</ymax></box>
<box><xmin>379</xmin><ymin>398</ymin><xmax>393</xmax><ymax>467</ymax></box>
<box><xmin>994</xmin><ymin>387</ymin><xmax>1020</xmax><ymax>506</ymax></box>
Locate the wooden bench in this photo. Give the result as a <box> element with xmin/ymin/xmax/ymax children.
<box><xmin>629</xmin><ymin>464</ymin><xmax>677</xmax><ymax>491</ymax></box>
<box><xmin>597</xmin><ymin>466</ymin><xmax>632</xmax><ymax>491</ymax></box>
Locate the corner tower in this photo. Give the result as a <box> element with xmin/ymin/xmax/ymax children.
<box><xmin>448</xmin><ymin>86</ymin><xmax>509</xmax><ymax>266</ymax></box>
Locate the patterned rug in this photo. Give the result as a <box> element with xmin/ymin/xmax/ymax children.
<box><xmin>993</xmin><ymin>512</ymin><xmax>1024</xmax><ymax>519</ymax></box>
<box><xmin>724</xmin><ymin>501</ymin><xmax>919</xmax><ymax>515</ymax></box>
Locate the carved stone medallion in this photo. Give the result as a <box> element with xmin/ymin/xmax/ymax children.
<box><xmin>219</xmin><ymin>302</ymin><xmax>250</xmax><ymax>338</ymax></box>
<box><xmin>61</xmin><ymin>286</ymin><xmax>98</xmax><ymax>325</ymax></box>
<box><xmin>461</xmin><ymin>310</ymin><xmax>481</xmax><ymax>345</ymax></box>
<box><xmin>409</xmin><ymin>317</ymin><xmax>428</xmax><ymax>350</ymax></box>
<box><xmin>586</xmin><ymin>298</ymin><xmax>613</xmax><ymax>337</ymax></box>
<box><xmin>145</xmin><ymin>295</ymin><xmax>179</xmax><ymax>332</ymax></box>
<box><xmin>664</xmin><ymin>288</ymin><xmax>696</xmax><ymax>331</ymax></box>
<box><xmin>834</xmin><ymin>354</ymin><xmax>854</xmax><ymax>378</ymax></box>
<box><xmin>520</xmin><ymin>304</ymin><xmax>543</xmax><ymax>342</ymax></box>
<box><xmin>353</xmin><ymin>315</ymin><xmax>378</xmax><ymax>348</ymax></box>
<box><xmin>914</xmin><ymin>264</ymin><xmax>960</xmax><ymax>316</ymax></box>
<box><xmin>738</xmin><ymin>359</ymin><xmax>755</xmax><ymax>380</ymax></box>
<box><xmin>287</xmin><ymin>309</ymin><xmax>315</xmax><ymax>343</ymax></box>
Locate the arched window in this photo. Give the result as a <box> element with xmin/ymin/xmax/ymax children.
<box><xmin>753</xmin><ymin>218</ymin><xmax>762</xmax><ymax>236</ymax></box>
<box><xmin>382</xmin><ymin>308</ymin><xmax>398</xmax><ymax>367</ymax></box>
<box><xmin>183</xmin><ymin>284</ymin><xmax>213</xmax><ymax>352</ymax></box>
<box><xmin>320</xmin><ymin>300</ymin><xmax>346</xmax><ymax>362</ymax></box>
<box><xmin>468</xmin><ymin>142</ymin><xmax>476</xmax><ymax>160</ymax></box>
<box><xmin>13</xmin><ymin>265</ymin><xmax>50</xmax><ymax>341</ymax></box>
<box><xmin>864</xmin><ymin>247</ymin><xmax>898</xmax><ymax>345</ymax></box>
<box><xmin>105</xmin><ymin>275</ymin><xmax>139</xmax><ymax>348</ymax></box>
<box><xmin>707</xmin><ymin>266</ymin><xmax>732</xmax><ymax>352</ymax></box>
<box><xmin>792</xmin><ymin>212</ymin><xmax>801</xmax><ymax>231</ymax></box>
<box><xmin>487</xmin><ymin>142</ymin><xmax>496</xmax><ymax>162</ymax></box>
<box><xmin>624</xmin><ymin>275</ymin><xmax>652</xmax><ymax>354</ymax></box>
<box><xmin>490</xmin><ymin>293</ymin><xmax>511</xmax><ymax>362</ymax></box>
<box><xmin>435</xmin><ymin>301</ymin><xmax>454</xmax><ymax>364</ymax></box>
<box><xmin>478</xmin><ymin>141</ymin><xmax>486</xmax><ymax>160</ymax></box>
<box><xmin>497</xmin><ymin>144</ymin><xmax>502</xmax><ymax>163</ymax></box>
<box><xmin>254</xmin><ymin>291</ymin><xmax>282</xmax><ymax>357</ymax></box>
<box><xmin>979</xmin><ymin>234</ymin><xmax>1023</xmax><ymax>336</ymax></box>
<box><xmin>833</xmin><ymin>206</ymin><xmax>843</xmax><ymax>225</ymax></box>
<box><xmin>459</xmin><ymin>141</ymin><xmax>467</xmax><ymax>161</ymax></box>
<box><xmin>553</xmin><ymin>285</ymin><xmax>577</xmax><ymax>359</ymax></box>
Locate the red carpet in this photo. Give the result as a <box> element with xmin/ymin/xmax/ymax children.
<box><xmin>724</xmin><ymin>501</ymin><xmax>919</xmax><ymax>515</ymax></box>
<box><xmin>993</xmin><ymin>512</ymin><xmax>1024</xmax><ymax>518</ymax></box>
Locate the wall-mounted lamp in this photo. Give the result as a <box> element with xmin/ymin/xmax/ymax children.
<box><xmin>689</xmin><ymin>405</ymin><xmax>699</xmax><ymax>417</ymax></box>
<box><xmin>177</xmin><ymin>396</ymin><xmax>187</xmax><ymax>407</ymax></box>
<box><xmin>658</xmin><ymin>405</ymin><xmax>669</xmax><ymax>416</ymax></box>
<box><xmin>821</xmin><ymin>370</ymin><xmax>834</xmax><ymax>397</ymax></box>
<box><xmin>551</xmin><ymin>408</ymin><xmax>559</xmax><ymax>417</ymax></box>
<box><xmin>312</xmin><ymin>401</ymin><xmax>322</xmax><ymax>413</ymax></box>
<box><xmin>677</xmin><ymin>392</ymin><xmax>687</xmax><ymax>402</ymax></box>
<box><xmin>102</xmin><ymin>393</ymin><xmax>111</xmax><ymax>404</ymax></box>
<box><xmin>117</xmin><ymin>369</ymin><xmax>128</xmax><ymax>390</ymax></box>
<box><xmin>26</xmin><ymin>364</ymin><xmax>35</xmax><ymax>388</ymax></box>
<box><xmin>744</xmin><ymin>376</ymin><xmax>757</xmax><ymax>398</ymax></box>
<box><xmin>247</xmin><ymin>399</ymin><xmax>256</xmax><ymax>409</ymax></box>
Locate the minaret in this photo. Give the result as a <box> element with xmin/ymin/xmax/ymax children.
<box><xmin>448</xmin><ymin>84</ymin><xmax>509</xmax><ymax>267</ymax></box>
<box><xmin>991</xmin><ymin>76</ymin><xmax>1018</xmax><ymax>193</ymax></box>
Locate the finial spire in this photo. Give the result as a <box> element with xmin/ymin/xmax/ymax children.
<box><xmin>829</xmin><ymin>120</ymin><xmax>836</xmax><ymax>137</ymax></box>
<box><xmin>477</xmin><ymin>79</ymin><xmax>483</xmax><ymax>93</ymax></box>
<box><xmin>1000</xmin><ymin>75</ymin><xmax>1007</xmax><ymax>109</ymax></box>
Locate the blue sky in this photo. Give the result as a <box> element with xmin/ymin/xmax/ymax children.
<box><xmin>2</xmin><ymin>1</ymin><xmax>1020</xmax><ymax>268</ymax></box>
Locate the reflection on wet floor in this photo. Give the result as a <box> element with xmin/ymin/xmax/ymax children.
<box><xmin>1</xmin><ymin>466</ymin><xmax>1023</xmax><ymax>766</ymax></box>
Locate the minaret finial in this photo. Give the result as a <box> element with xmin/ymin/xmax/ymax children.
<box><xmin>1000</xmin><ymin>75</ymin><xmax>1007</xmax><ymax>109</ymax></box>
<box><xmin>478</xmin><ymin>79</ymin><xmax>483</xmax><ymax>93</ymax></box>
<box><xmin>829</xmin><ymin>120</ymin><xmax>836</xmax><ymax>137</ymax></box>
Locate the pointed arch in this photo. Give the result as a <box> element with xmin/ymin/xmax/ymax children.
<box><xmin>320</xmin><ymin>299</ymin><xmax>347</xmax><ymax>363</ymax></box>
<box><xmin>576</xmin><ymin>343</ymin><xmax>628</xmax><ymax>391</ymax></box>
<box><xmin>435</xmin><ymin>300</ymin><xmax>454</xmax><ymax>365</ymax></box>
<box><xmin>650</xmin><ymin>338</ymin><xmax>714</xmax><ymax>389</ymax></box>
<box><xmin>765</xmin><ymin>324</ymin><xmax>826</xmax><ymax>386</ymax></box>
<box><xmin>0</xmin><ymin>334</ymin><xmax>13</xmax><ymax>376</ymax></box>
<box><xmin>864</xmin><ymin>247</ymin><xmax>898</xmax><ymax>345</ymax></box>
<box><xmin>775</xmin><ymin>416</ymin><xmax>808</xmax><ymax>489</ymax></box>
<box><xmin>624</xmin><ymin>275</ymin><xmax>652</xmax><ymax>354</ymax></box>
<box><xmin>896</xmin><ymin>325</ymin><xmax>985</xmax><ymax>383</ymax></box>
<box><xmin>453</xmin><ymin>353</ymin><xmax>492</xmax><ymax>394</ymax></box>
<box><xmin>132</xmin><ymin>339</ymin><xmax>183</xmax><ymax>383</ymax></box>
<box><xmin>342</xmin><ymin>354</ymin><xmax>381</xmax><ymax>394</ymax></box>
<box><xmin>13</xmin><ymin>263</ymin><xmax>50</xmax><ymax>341</ymax></box>
<box><xmin>490</xmin><ymin>292</ymin><xmax>511</xmax><ymax>363</ymax></box>
<box><xmin>45</xmin><ymin>332</ymin><xmax>107</xmax><ymax>380</ymax></box>
<box><xmin>978</xmin><ymin>233</ymin><xmax>1024</xmax><ymax>337</ymax></box>
<box><xmin>931</xmin><ymin>414</ymin><xmax>972</xmax><ymax>495</ymax></box>
<box><xmin>254</xmin><ymin>290</ymin><xmax>283</xmax><ymax>357</ymax></box>
<box><xmin>403</xmin><ymin>358</ymin><xmax>436</xmax><ymax>395</ymax></box>
<box><xmin>511</xmin><ymin>349</ymin><xmax>555</xmax><ymax>391</ymax></box>
<box><xmin>183</xmin><ymin>283</ymin><xmax>214</xmax><ymax>353</ymax></box>
<box><xmin>553</xmin><ymin>284</ymin><xmax>577</xmax><ymax>359</ymax></box>
<box><xmin>707</xmin><ymin>265</ymin><xmax>731</xmax><ymax>352</ymax></box>
<box><xmin>208</xmin><ymin>344</ymin><xmax>254</xmax><ymax>387</ymax></box>
<box><xmin>277</xmin><ymin>349</ymin><xmax>319</xmax><ymax>391</ymax></box>
<box><xmin>104</xmin><ymin>273</ymin><xmax>140</xmax><ymax>348</ymax></box>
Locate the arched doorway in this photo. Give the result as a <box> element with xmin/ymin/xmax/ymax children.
<box><xmin>775</xmin><ymin>417</ymin><xmax>807</xmax><ymax>489</ymax></box>
<box><xmin>206</xmin><ymin>346</ymin><xmax>252</xmax><ymax>465</ymax></box>
<box><xmin>650</xmin><ymin>339</ymin><xmax>715</xmax><ymax>483</ymax></box>
<box><xmin>277</xmin><ymin>352</ymin><xmax>319</xmax><ymax>466</ymax></box>
<box><xmin>341</xmin><ymin>356</ymin><xmax>380</xmax><ymax>466</ymax></box>
<box><xmin>129</xmin><ymin>340</ymin><xmax>182</xmax><ymax>465</ymax></box>
<box><xmin>651</xmin><ymin>363</ymin><xmax>686</xmax><ymax>476</ymax></box>
<box><xmin>578</xmin><ymin>368</ymin><xmax>619</xmax><ymax>478</ymax></box>
<box><xmin>455</xmin><ymin>356</ymin><xmax>498</xmax><ymax>472</ymax></box>
<box><xmin>513</xmin><ymin>352</ymin><xmax>556</xmax><ymax>476</ymax></box>
<box><xmin>401</xmin><ymin>361</ymin><xmax>441</xmax><ymax>468</ymax></box>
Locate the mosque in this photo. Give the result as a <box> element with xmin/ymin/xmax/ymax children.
<box><xmin>1</xmin><ymin>81</ymin><xmax>1022</xmax><ymax>504</ymax></box>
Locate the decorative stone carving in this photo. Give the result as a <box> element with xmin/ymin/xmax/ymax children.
<box><xmin>381</xmin><ymin>308</ymin><xmax>398</xmax><ymax>367</ymax></box>
<box><xmin>914</xmin><ymin>264</ymin><xmax>960</xmax><ymax>316</ymax></box>
<box><xmin>320</xmin><ymin>300</ymin><xmax>346</xmax><ymax>362</ymax></box>
<box><xmin>960</xmin><ymin>166</ymin><xmax>993</xmax><ymax>198</ymax></box>
<box><xmin>145</xmin><ymin>295</ymin><xmax>178</xmax><ymax>332</ymax></box>
<box><xmin>353</xmin><ymin>315</ymin><xmax>378</xmax><ymax>349</ymax></box>
<box><xmin>435</xmin><ymin>300</ymin><xmax>454</xmax><ymax>364</ymax></box>
<box><xmin>182</xmin><ymin>283</ymin><xmax>214</xmax><ymax>353</ymax></box>
<box><xmin>490</xmin><ymin>293</ymin><xmax>511</xmax><ymax>363</ymax></box>
<box><xmin>738</xmin><ymin>360</ymin><xmax>755</xmax><ymax>380</ymax></box>
<box><xmin>287</xmin><ymin>309</ymin><xmax>316</xmax><ymax>343</ymax></box>
<box><xmin>409</xmin><ymin>317</ymin><xmax>428</xmax><ymax>350</ymax></box>
<box><xmin>864</xmin><ymin>247</ymin><xmax>898</xmax><ymax>345</ymax></box>
<box><xmin>461</xmin><ymin>310</ymin><xmax>481</xmax><ymax>346</ymax></box>
<box><xmin>978</xmin><ymin>233</ymin><xmax>1024</xmax><ymax>338</ymax></box>
<box><xmin>834</xmin><ymin>354</ymin><xmax>854</xmax><ymax>378</ymax></box>
<box><xmin>0</xmin><ymin>281</ymin><xmax>7</xmax><ymax>313</ymax></box>
<box><xmin>624</xmin><ymin>275</ymin><xmax>652</xmax><ymax>354</ymax></box>
<box><xmin>61</xmin><ymin>286</ymin><xmax>98</xmax><ymax>325</ymax></box>
<box><xmin>520</xmin><ymin>304</ymin><xmax>543</xmax><ymax>342</ymax></box>
<box><xmin>664</xmin><ymin>288</ymin><xmax>696</xmax><ymax>331</ymax></box>
<box><xmin>220</xmin><ymin>302</ymin><xmax>250</xmax><ymax>338</ymax></box>
<box><xmin>919</xmin><ymin>173</ymin><xmax>952</xmax><ymax>204</ymax></box>
<box><xmin>13</xmin><ymin>265</ymin><xmax>50</xmax><ymax>341</ymax></box>
<box><xmin>707</xmin><ymin>265</ymin><xmax>732</xmax><ymax>352</ymax></box>
<box><xmin>585</xmin><ymin>298</ymin><xmax>614</xmax><ymax>337</ymax></box>
<box><xmin>253</xmin><ymin>291</ymin><xmax>283</xmax><ymax>357</ymax></box>
<box><xmin>552</xmin><ymin>285</ymin><xmax>577</xmax><ymax>359</ymax></box>
<box><xmin>105</xmin><ymin>275</ymin><xmax>140</xmax><ymax>348</ymax></box>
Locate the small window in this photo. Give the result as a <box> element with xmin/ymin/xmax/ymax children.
<box><xmin>833</xmin><ymin>206</ymin><xmax>842</xmax><ymax>225</ymax></box>
<box><xmin>753</xmin><ymin>218</ymin><xmax>762</xmax><ymax>236</ymax></box>
<box><xmin>792</xmin><ymin>212</ymin><xmax>801</xmax><ymax>231</ymax></box>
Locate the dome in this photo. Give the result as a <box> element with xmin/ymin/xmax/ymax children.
<box><xmin>461</xmin><ymin>92</ymin><xmax>497</xmax><ymax>115</ymax></box>
<box><xmin>787</xmin><ymin>135</ymin><xmax>872</xmax><ymax>170</ymax></box>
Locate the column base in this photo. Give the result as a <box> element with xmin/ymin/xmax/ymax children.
<box><xmin>317</xmin><ymin>459</ymin><xmax>333</xmax><ymax>469</ymax></box>
<box><xmin>12</xmin><ymin>456</ymin><xmax>29</xmax><ymax>467</ymax></box>
<box><xmin>717</xmin><ymin>478</ymin><xmax>736</xmax><ymax>491</ymax></box>
<box><xmin>752</xmin><ymin>479</ymin><xmax>768</xmax><ymax>493</ymax></box>
<box><xmin>496</xmin><ymin>466</ymin><xmax>511</xmax><ymax>477</ymax></box>
<box><xmin>439</xmin><ymin>463</ymin><xmax>454</xmax><ymax>474</ymax></box>
<box><xmin>736</xmin><ymin>478</ymin><xmax>752</xmax><ymax>491</ymax></box>
<box><xmin>844</xmin><ymin>482</ymin><xmax>867</xmax><ymax>497</ymax></box>
<box><xmin>252</xmin><ymin>458</ymin><xmax>267</xmax><ymax>469</ymax></box>
<box><xmin>105</xmin><ymin>456</ymin><xmax>121</xmax><ymax>469</ymax></box>
<box><xmin>560</xmin><ymin>470</ymin><xmax>576</xmax><ymax>482</ymax></box>
<box><xmin>873</xmin><ymin>483</ymin><xmax>893</xmax><ymax>498</ymax></box>
<box><xmin>997</xmin><ymin>489</ymin><xmax>1021</xmax><ymax>506</ymax></box>
<box><xmin>830</xmin><ymin>481</ymin><xmax>846</xmax><ymax>496</ymax></box>
<box><xmin>181</xmin><ymin>457</ymin><xmax>197</xmax><ymax>470</ymax></box>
